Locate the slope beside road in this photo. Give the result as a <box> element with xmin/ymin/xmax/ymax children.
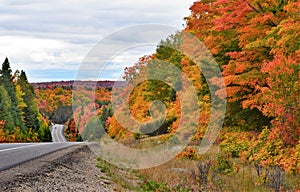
<box><xmin>0</xmin><ymin>144</ymin><xmax>120</xmax><ymax>191</ymax></box>
<box><xmin>0</xmin><ymin>142</ymin><xmax>81</xmax><ymax>171</ymax></box>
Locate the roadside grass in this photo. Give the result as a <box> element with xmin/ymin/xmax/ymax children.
<box><xmin>96</xmin><ymin>157</ymin><xmax>142</xmax><ymax>191</ymax></box>
<box><xmin>96</xmin><ymin>156</ymin><xmax>191</xmax><ymax>191</ymax></box>
<box><xmin>96</xmin><ymin>144</ymin><xmax>300</xmax><ymax>191</ymax></box>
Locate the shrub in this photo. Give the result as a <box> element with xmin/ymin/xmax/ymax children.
<box><xmin>212</xmin><ymin>153</ymin><xmax>239</xmax><ymax>175</ymax></box>
<box><xmin>141</xmin><ymin>180</ymin><xmax>170</xmax><ymax>192</ymax></box>
<box><xmin>177</xmin><ymin>147</ymin><xmax>200</xmax><ymax>160</ymax></box>
<box><xmin>220</xmin><ymin>131</ymin><xmax>256</xmax><ymax>157</ymax></box>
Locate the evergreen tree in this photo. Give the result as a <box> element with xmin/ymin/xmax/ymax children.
<box><xmin>17</xmin><ymin>70</ymin><xmax>40</xmax><ymax>131</ymax></box>
<box><xmin>0</xmin><ymin>58</ymin><xmax>51</xmax><ymax>142</ymax></box>
<box><xmin>0</xmin><ymin>58</ymin><xmax>24</xmax><ymax>129</ymax></box>
<box><xmin>0</xmin><ymin>86</ymin><xmax>15</xmax><ymax>130</ymax></box>
<box><xmin>37</xmin><ymin>118</ymin><xmax>52</xmax><ymax>142</ymax></box>
<box><xmin>16</xmin><ymin>70</ymin><xmax>51</xmax><ymax>141</ymax></box>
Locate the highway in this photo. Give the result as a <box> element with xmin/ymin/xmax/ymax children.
<box><xmin>0</xmin><ymin>124</ymin><xmax>79</xmax><ymax>171</ymax></box>
<box><xmin>51</xmin><ymin>124</ymin><xmax>67</xmax><ymax>142</ymax></box>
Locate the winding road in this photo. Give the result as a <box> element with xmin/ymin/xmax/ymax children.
<box><xmin>51</xmin><ymin>124</ymin><xmax>67</xmax><ymax>142</ymax></box>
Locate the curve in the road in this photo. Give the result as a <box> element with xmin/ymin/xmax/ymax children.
<box><xmin>51</xmin><ymin>124</ymin><xmax>67</xmax><ymax>142</ymax></box>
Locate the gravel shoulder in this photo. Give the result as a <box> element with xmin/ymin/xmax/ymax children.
<box><xmin>0</xmin><ymin>144</ymin><xmax>121</xmax><ymax>192</ymax></box>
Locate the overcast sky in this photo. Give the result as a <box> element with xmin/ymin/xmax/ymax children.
<box><xmin>0</xmin><ymin>0</ymin><xmax>195</xmax><ymax>82</ymax></box>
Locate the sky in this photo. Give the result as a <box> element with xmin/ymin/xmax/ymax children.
<box><xmin>0</xmin><ymin>0</ymin><xmax>195</xmax><ymax>82</ymax></box>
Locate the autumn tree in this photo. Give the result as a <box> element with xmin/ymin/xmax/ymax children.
<box><xmin>185</xmin><ymin>0</ymin><xmax>299</xmax><ymax>173</ymax></box>
<box><xmin>65</xmin><ymin>118</ymin><xmax>82</xmax><ymax>142</ymax></box>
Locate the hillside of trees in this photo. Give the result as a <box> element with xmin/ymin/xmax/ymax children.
<box><xmin>31</xmin><ymin>80</ymin><xmax>125</xmax><ymax>90</ymax></box>
<box><xmin>0</xmin><ymin>58</ymin><xmax>51</xmax><ymax>142</ymax></box>
<box><xmin>102</xmin><ymin>0</ymin><xmax>299</xmax><ymax>191</ymax></box>
<box><xmin>109</xmin><ymin>0</ymin><xmax>299</xmax><ymax>165</ymax></box>
<box><xmin>34</xmin><ymin>84</ymin><xmax>113</xmax><ymax>142</ymax></box>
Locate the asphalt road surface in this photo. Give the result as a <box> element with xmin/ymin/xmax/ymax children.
<box><xmin>0</xmin><ymin>124</ymin><xmax>80</xmax><ymax>171</ymax></box>
<box><xmin>51</xmin><ymin>124</ymin><xmax>67</xmax><ymax>142</ymax></box>
<box><xmin>0</xmin><ymin>142</ymin><xmax>83</xmax><ymax>171</ymax></box>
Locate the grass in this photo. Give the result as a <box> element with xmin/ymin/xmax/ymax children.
<box><xmin>96</xmin><ymin>144</ymin><xmax>300</xmax><ymax>191</ymax></box>
<box><xmin>96</xmin><ymin>157</ymin><xmax>142</xmax><ymax>191</ymax></box>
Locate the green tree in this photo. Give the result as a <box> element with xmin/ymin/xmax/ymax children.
<box><xmin>16</xmin><ymin>70</ymin><xmax>51</xmax><ymax>141</ymax></box>
<box><xmin>145</xmin><ymin>35</ymin><xmax>184</xmax><ymax>103</ymax></box>
<box><xmin>82</xmin><ymin>117</ymin><xmax>105</xmax><ymax>141</ymax></box>
<box><xmin>37</xmin><ymin>116</ymin><xmax>52</xmax><ymax>142</ymax></box>
<box><xmin>0</xmin><ymin>58</ymin><xmax>24</xmax><ymax>129</ymax></box>
<box><xmin>100</xmin><ymin>104</ymin><xmax>113</xmax><ymax>123</ymax></box>
<box><xmin>0</xmin><ymin>86</ymin><xmax>15</xmax><ymax>130</ymax></box>
<box><xmin>17</xmin><ymin>70</ymin><xmax>40</xmax><ymax>132</ymax></box>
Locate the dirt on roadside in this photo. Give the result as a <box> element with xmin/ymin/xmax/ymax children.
<box><xmin>0</xmin><ymin>144</ymin><xmax>121</xmax><ymax>192</ymax></box>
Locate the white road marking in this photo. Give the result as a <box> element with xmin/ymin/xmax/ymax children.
<box><xmin>0</xmin><ymin>143</ymin><xmax>49</xmax><ymax>153</ymax></box>
<box><xmin>51</xmin><ymin>125</ymin><xmax>66</xmax><ymax>143</ymax></box>
<box><xmin>56</xmin><ymin>127</ymin><xmax>60</xmax><ymax>142</ymax></box>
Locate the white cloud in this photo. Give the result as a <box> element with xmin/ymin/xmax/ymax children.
<box><xmin>0</xmin><ymin>36</ymin><xmax>87</xmax><ymax>71</ymax></box>
<box><xmin>0</xmin><ymin>0</ymin><xmax>195</xmax><ymax>82</ymax></box>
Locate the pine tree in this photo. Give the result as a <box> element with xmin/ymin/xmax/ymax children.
<box><xmin>0</xmin><ymin>86</ymin><xmax>15</xmax><ymax>130</ymax></box>
<box><xmin>16</xmin><ymin>70</ymin><xmax>52</xmax><ymax>141</ymax></box>
<box><xmin>0</xmin><ymin>58</ymin><xmax>24</xmax><ymax>129</ymax></box>
<box><xmin>17</xmin><ymin>70</ymin><xmax>40</xmax><ymax>131</ymax></box>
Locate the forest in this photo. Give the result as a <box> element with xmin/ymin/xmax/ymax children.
<box><xmin>34</xmin><ymin>85</ymin><xmax>113</xmax><ymax>142</ymax></box>
<box><xmin>100</xmin><ymin>0</ymin><xmax>299</xmax><ymax>191</ymax></box>
<box><xmin>0</xmin><ymin>0</ymin><xmax>299</xmax><ymax>190</ymax></box>
<box><xmin>0</xmin><ymin>58</ymin><xmax>51</xmax><ymax>142</ymax></box>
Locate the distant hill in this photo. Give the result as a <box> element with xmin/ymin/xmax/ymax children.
<box><xmin>31</xmin><ymin>80</ymin><xmax>127</xmax><ymax>89</ymax></box>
